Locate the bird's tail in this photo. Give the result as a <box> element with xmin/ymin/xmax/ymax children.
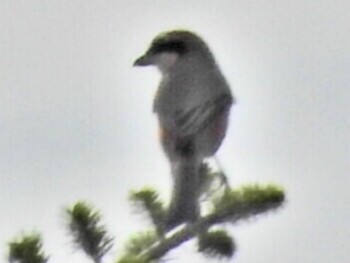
<box><xmin>166</xmin><ymin>157</ymin><xmax>201</xmax><ymax>231</ymax></box>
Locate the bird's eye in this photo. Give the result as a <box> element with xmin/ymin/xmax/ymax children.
<box><xmin>151</xmin><ymin>40</ymin><xmax>188</xmax><ymax>55</ymax></box>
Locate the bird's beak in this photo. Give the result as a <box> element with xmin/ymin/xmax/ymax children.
<box><xmin>133</xmin><ymin>54</ymin><xmax>154</xmax><ymax>66</ymax></box>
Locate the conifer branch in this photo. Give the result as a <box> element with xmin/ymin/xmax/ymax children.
<box><xmin>141</xmin><ymin>184</ymin><xmax>284</xmax><ymax>261</ymax></box>
<box><xmin>65</xmin><ymin>202</ymin><xmax>113</xmax><ymax>263</ymax></box>
<box><xmin>8</xmin><ymin>233</ymin><xmax>48</xmax><ymax>263</ymax></box>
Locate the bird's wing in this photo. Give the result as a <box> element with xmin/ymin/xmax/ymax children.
<box><xmin>174</xmin><ymin>93</ymin><xmax>234</xmax><ymax>137</ymax></box>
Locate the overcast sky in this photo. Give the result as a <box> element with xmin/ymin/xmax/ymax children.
<box><xmin>0</xmin><ymin>1</ymin><xmax>349</xmax><ymax>262</ymax></box>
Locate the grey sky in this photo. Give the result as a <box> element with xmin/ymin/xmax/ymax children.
<box><xmin>0</xmin><ymin>1</ymin><xmax>349</xmax><ymax>262</ymax></box>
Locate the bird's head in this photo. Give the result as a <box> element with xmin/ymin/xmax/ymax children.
<box><xmin>133</xmin><ymin>30</ymin><xmax>214</xmax><ymax>73</ymax></box>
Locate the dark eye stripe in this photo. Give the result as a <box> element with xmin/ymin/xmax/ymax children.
<box><xmin>151</xmin><ymin>40</ymin><xmax>188</xmax><ymax>55</ymax></box>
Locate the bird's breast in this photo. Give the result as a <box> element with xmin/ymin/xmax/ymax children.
<box><xmin>153</xmin><ymin>67</ymin><xmax>231</xmax><ymax>119</ymax></box>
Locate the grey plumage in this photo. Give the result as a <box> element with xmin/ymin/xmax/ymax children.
<box><xmin>134</xmin><ymin>30</ymin><xmax>234</xmax><ymax>230</ymax></box>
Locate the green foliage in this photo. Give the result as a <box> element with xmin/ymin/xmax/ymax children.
<box><xmin>8</xmin><ymin>233</ymin><xmax>48</xmax><ymax>263</ymax></box>
<box><xmin>5</xmin><ymin>172</ymin><xmax>285</xmax><ymax>263</ymax></box>
<box><xmin>212</xmin><ymin>184</ymin><xmax>285</xmax><ymax>221</ymax></box>
<box><xmin>66</xmin><ymin>202</ymin><xmax>113</xmax><ymax>263</ymax></box>
<box><xmin>129</xmin><ymin>188</ymin><xmax>165</xmax><ymax>234</ymax></box>
<box><xmin>198</xmin><ymin>230</ymin><xmax>235</xmax><ymax>259</ymax></box>
<box><xmin>124</xmin><ymin>231</ymin><xmax>157</xmax><ymax>256</ymax></box>
<box><xmin>117</xmin><ymin>230</ymin><xmax>160</xmax><ymax>263</ymax></box>
<box><xmin>117</xmin><ymin>254</ymin><xmax>150</xmax><ymax>263</ymax></box>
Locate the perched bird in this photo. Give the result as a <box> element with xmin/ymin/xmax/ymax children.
<box><xmin>134</xmin><ymin>30</ymin><xmax>234</xmax><ymax>230</ymax></box>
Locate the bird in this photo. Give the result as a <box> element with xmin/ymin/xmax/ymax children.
<box><xmin>134</xmin><ymin>30</ymin><xmax>234</xmax><ymax>231</ymax></box>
